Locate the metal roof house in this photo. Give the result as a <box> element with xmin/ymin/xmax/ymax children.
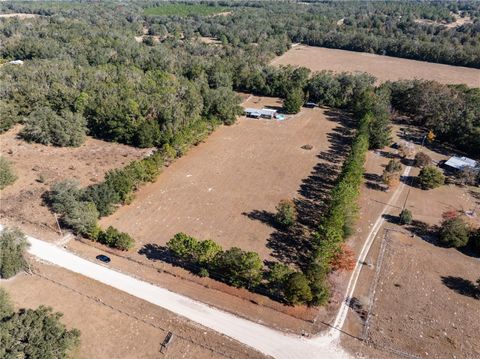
<box><xmin>444</xmin><ymin>156</ymin><xmax>478</xmax><ymax>171</ymax></box>
<box><xmin>244</xmin><ymin>108</ymin><xmax>278</xmax><ymax>119</ymax></box>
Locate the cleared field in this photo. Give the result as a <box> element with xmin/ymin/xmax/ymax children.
<box><xmin>0</xmin><ymin>125</ymin><xmax>151</xmax><ymax>241</ymax></box>
<box><xmin>1</xmin><ymin>263</ymin><xmax>264</xmax><ymax>359</ymax></box>
<box><xmin>0</xmin><ymin>13</ymin><xmax>39</xmax><ymax>19</ymax></box>
<box><xmin>271</xmin><ymin>45</ymin><xmax>480</xmax><ymax>87</ymax></box>
<box><xmin>100</xmin><ymin>96</ymin><xmax>343</xmax><ymax>259</ymax></box>
<box><xmin>144</xmin><ymin>4</ymin><xmax>228</xmax><ymax>17</ymax></box>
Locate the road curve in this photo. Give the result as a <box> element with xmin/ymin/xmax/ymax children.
<box><xmin>14</xmin><ymin>229</ymin><xmax>349</xmax><ymax>359</ymax></box>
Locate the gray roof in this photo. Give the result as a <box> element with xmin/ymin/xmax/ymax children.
<box><xmin>444</xmin><ymin>156</ymin><xmax>477</xmax><ymax>170</ymax></box>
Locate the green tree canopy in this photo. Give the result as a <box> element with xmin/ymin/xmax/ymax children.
<box><xmin>0</xmin><ymin>227</ymin><xmax>29</xmax><ymax>279</ymax></box>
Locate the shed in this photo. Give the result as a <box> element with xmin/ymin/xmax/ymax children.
<box><xmin>8</xmin><ymin>60</ymin><xmax>24</xmax><ymax>65</ymax></box>
<box><xmin>444</xmin><ymin>156</ymin><xmax>478</xmax><ymax>171</ymax></box>
<box><xmin>244</xmin><ymin>108</ymin><xmax>261</xmax><ymax>118</ymax></box>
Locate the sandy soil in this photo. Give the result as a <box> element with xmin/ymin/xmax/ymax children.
<box><xmin>338</xmin><ymin>123</ymin><xmax>480</xmax><ymax>358</ymax></box>
<box><xmin>0</xmin><ymin>125</ymin><xmax>151</xmax><ymax>240</ymax></box>
<box><xmin>198</xmin><ymin>36</ymin><xmax>222</xmax><ymax>45</ymax></box>
<box><xmin>271</xmin><ymin>45</ymin><xmax>480</xmax><ymax>87</ymax></box>
<box><xmin>0</xmin><ymin>13</ymin><xmax>39</xmax><ymax>19</ymax></box>
<box><xmin>100</xmin><ymin>96</ymin><xmax>341</xmax><ymax>259</ymax></box>
<box><xmin>1</xmin><ymin>263</ymin><xmax>266</xmax><ymax>359</ymax></box>
<box><xmin>415</xmin><ymin>13</ymin><xmax>473</xmax><ymax>29</ymax></box>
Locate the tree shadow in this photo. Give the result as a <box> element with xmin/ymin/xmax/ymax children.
<box><xmin>364</xmin><ymin>172</ymin><xmax>385</xmax><ymax>192</ymax></box>
<box><xmin>243</xmin><ymin>109</ymin><xmax>355</xmax><ymax>269</ymax></box>
<box><xmin>441</xmin><ymin>276</ymin><xmax>480</xmax><ymax>299</ymax></box>
<box><xmin>406</xmin><ymin>220</ymin><xmax>438</xmax><ymax>244</ymax></box>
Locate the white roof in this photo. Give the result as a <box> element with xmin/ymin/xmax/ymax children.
<box><xmin>244</xmin><ymin>108</ymin><xmax>277</xmax><ymax>116</ymax></box>
<box><xmin>8</xmin><ymin>60</ymin><xmax>24</xmax><ymax>65</ymax></box>
<box><xmin>444</xmin><ymin>156</ymin><xmax>477</xmax><ymax>170</ymax></box>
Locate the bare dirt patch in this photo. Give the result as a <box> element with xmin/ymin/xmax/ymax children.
<box><xmin>0</xmin><ymin>13</ymin><xmax>39</xmax><ymax>19</ymax></box>
<box><xmin>0</xmin><ymin>125</ymin><xmax>151</xmax><ymax>240</ymax></box>
<box><xmin>271</xmin><ymin>45</ymin><xmax>480</xmax><ymax>87</ymax></box>
<box><xmin>1</xmin><ymin>263</ymin><xmax>266</xmax><ymax>359</ymax></box>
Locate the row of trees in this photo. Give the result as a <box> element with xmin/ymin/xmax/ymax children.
<box><xmin>166</xmin><ymin>233</ymin><xmax>314</xmax><ymax>304</ymax></box>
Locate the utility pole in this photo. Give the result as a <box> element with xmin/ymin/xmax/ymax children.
<box><xmin>54</xmin><ymin>213</ymin><xmax>62</xmax><ymax>236</ymax></box>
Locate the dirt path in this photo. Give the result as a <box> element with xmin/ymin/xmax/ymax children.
<box><xmin>7</xmin><ymin>224</ymin><xmax>349</xmax><ymax>359</ymax></box>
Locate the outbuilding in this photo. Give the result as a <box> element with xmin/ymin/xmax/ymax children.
<box><xmin>444</xmin><ymin>156</ymin><xmax>478</xmax><ymax>171</ymax></box>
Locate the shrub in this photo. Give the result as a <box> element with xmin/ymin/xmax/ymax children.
<box><xmin>46</xmin><ymin>180</ymin><xmax>83</xmax><ymax>214</ymax></box>
<box><xmin>456</xmin><ymin>167</ymin><xmax>479</xmax><ymax>186</ymax></box>
<box><xmin>418</xmin><ymin>166</ymin><xmax>445</xmax><ymax>189</ymax></box>
<box><xmin>284</xmin><ymin>272</ymin><xmax>313</xmax><ymax>305</ymax></box>
<box><xmin>414</xmin><ymin>152</ymin><xmax>432</xmax><ymax>168</ymax></box>
<box><xmin>97</xmin><ymin>226</ymin><xmax>135</xmax><ymax>251</ymax></box>
<box><xmin>214</xmin><ymin>247</ymin><xmax>263</xmax><ymax>288</ymax></box>
<box><xmin>167</xmin><ymin>232</ymin><xmax>199</xmax><ymax>261</ymax></box>
<box><xmin>0</xmin><ymin>227</ymin><xmax>29</xmax><ymax>279</ymax></box>
<box><xmin>439</xmin><ymin>217</ymin><xmax>470</xmax><ymax>248</ymax></box>
<box><xmin>399</xmin><ymin>208</ymin><xmax>413</xmax><ymax>225</ymax></box>
<box><xmin>0</xmin><ymin>156</ymin><xmax>17</xmax><ymax>190</ymax></box>
<box><xmin>283</xmin><ymin>88</ymin><xmax>304</xmax><ymax>114</ymax></box>
<box><xmin>63</xmin><ymin>201</ymin><xmax>99</xmax><ymax>237</ymax></box>
<box><xmin>331</xmin><ymin>244</ymin><xmax>356</xmax><ymax>271</ymax></box>
<box><xmin>275</xmin><ymin>199</ymin><xmax>297</xmax><ymax>228</ymax></box>
<box><xmin>385</xmin><ymin>159</ymin><xmax>402</xmax><ymax>173</ymax></box>
<box><xmin>21</xmin><ymin>107</ymin><xmax>87</xmax><ymax>147</ymax></box>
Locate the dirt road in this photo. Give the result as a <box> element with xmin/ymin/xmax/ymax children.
<box><xmin>4</xmin><ymin>224</ymin><xmax>349</xmax><ymax>359</ymax></box>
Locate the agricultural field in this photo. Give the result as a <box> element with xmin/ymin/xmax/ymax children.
<box><xmin>0</xmin><ymin>125</ymin><xmax>151</xmax><ymax>241</ymax></box>
<box><xmin>144</xmin><ymin>4</ymin><xmax>229</xmax><ymax>17</ymax></box>
<box><xmin>271</xmin><ymin>45</ymin><xmax>480</xmax><ymax>87</ymax></box>
<box><xmin>1</xmin><ymin>262</ymin><xmax>264</xmax><ymax>359</ymax></box>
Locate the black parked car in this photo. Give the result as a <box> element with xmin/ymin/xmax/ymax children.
<box><xmin>96</xmin><ymin>254</ymin><xmax>111</xmax><ymax>263</ymax></box>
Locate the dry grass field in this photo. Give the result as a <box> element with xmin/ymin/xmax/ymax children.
<box><xmin>338</xmin><ymin>124</ymin><xmax>480</xmax><ymax>359</ymax></box>
<box><xmin>0</xmin><ymin>125</ymin><xmax>151</xmax><ymax>241</ymax></box>
<box><xmin>100</xmin><ymin>96</ymin><xmax>345</xmax><ymax>260</ymax></box>
<box><xmin>271</xmin><ymin>45</ymin><xmax>480</xmax><ymax>87</ymax></box>
<box><xmin>1</xmin><ymin>263</ymin><xmax>265</xmax><ymax>359</ymax></box>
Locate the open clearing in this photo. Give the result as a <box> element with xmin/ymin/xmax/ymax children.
<box><xmin>1</xmin><ymin>263</ymin><xmax>264</xmax><ymax>359</ymax></box>
<box><xmin>0</xmin><ymin>13</ymin><xmax>39</xmax><ymax>19</ymax></box>
<box><xmin>0</xmin><ymin>125</ymin><xmax>150</xmax><ymax>240</ymax></box>
<box><xmin>271</xmin><ymin>45</ymin><xmax>480</xmax><ymax>87</ymax></box>
<box><xmin>101</xmin><ymin>96</ymin><xmax>342</xmax><ymax>259</ymax></box>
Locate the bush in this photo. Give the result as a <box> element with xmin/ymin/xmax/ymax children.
<box><xmin>21</xmin><ymin>107</ymin><xmax>87</xmax><ymax>147</ymax></box>
<box><xmin>385</xmin><ymin>159</ymin><xmax>402</xmax><ymax>173</ymax></box>
<box><xmin>0</xmin><ymin>227</ymin><xmax>29</xmax><ymax>279</ymax></box>
<box><xmin>439</xmin><ymin>217</ymin><xmax>470</xmax><ymax>248</ymax></box>
<box><xmin>213</xmin><ymin>247</ymin><xmax>263</xmax><ymax>288</ymax></box>
<box><xmin>284</xmin><ymin>272</ymin><xmax>313</xmax><ymax>305</ymax></box>
<box><xmin>414</xmin><ymin>152</ymin><xmax>432</xmax><ymax>168</ymax></box>
<box><xmin>46</xmin><ymin>180</ymin><xmax>83</xmax><ymax>214</ymax></box>
<box><xmin>399</xmin><ymin>208</ymin><xmax>413</xmax><ymax>225</ymax></box>
<box><xmin>331</xmin><ymin>244</ymin><xmax>355</xmax><ymax>271</ymax></box>
<box><xmin>275</xmin><ymin>199</ymin><xmax>297</xmax><ymax>228</ymax></box>
<box><xmin>0</xmin><ymin>156</ymin><xmax>17</xmax><ymax>190</ymax></box>
<box><xmin>97</xmin><ymin>226</ymin><xmax>135</xmax><ymax>251</ymax></box>
<box><xmin>283</xmin><ymin>88</ymin><xmax>304</xmax><ymax>114</ymax></box>
<box><xmin>456</xmin><ymin>167</ymin><xmax>479</xmax><ymax>186</ymax></box>
<box><xmin>63</xmin><ymin>201</ymin><xmax>99</xmax><ymax>237</ymax></box>
<box><xmin>418</xmin><ymin>166</ymin><xmax>445</xmax><ymax>189</ymax></box>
